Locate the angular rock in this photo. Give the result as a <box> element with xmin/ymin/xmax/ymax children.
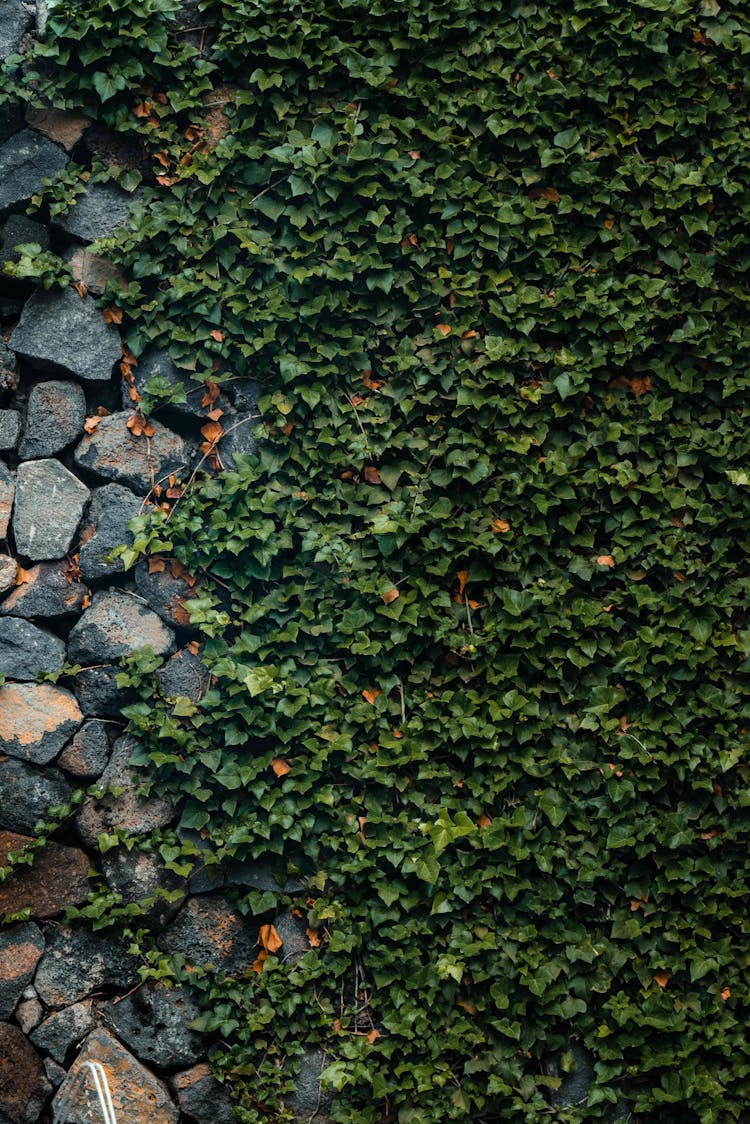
<box><xmin>159</xmin><ymin>894</ymin><xmax>257</xmax><ymax>974</ymax></box>
<box><xmin>135</xmin><ymin>561</ymin><xmax>199</xmax><ymax>629</ymax></box>
<box><xmin>58</xmin><ymin>718</ymin><xmax>113</xmax><ymax>778</ymax></box>
<box><xmin>101</xmin><ymin>846</ymin><xmax>186</xmax><ymax>928</ymax></box>
<box><xmin>68</xmin><ymin>590</ymin><xmax>175</xmax><ymax>664</ymax></box>
<box><xmin>72</xmin><ymin>664</ymin><xmax>124</xmax><ymax>718</ymax></box>
<box><xmin>52</xmin><ymin>1028</ymin><xmax>179</xmax><ymax>1124</ymax></box>
<box><xmin>156</xmin><ymin>648</ymin><xmax>208</xmax><ymax>703</ymax></box>
<box><xmin>0</xmin><ymin>129</ymin><xmax>67</xmax><ymax>216</ymax></box>
<box><xmin>25</xmin><ymin>107</ymin><xmax>90</xmax><ymax>152</ymax></box>
<box><xmin>0</xmin><ymin>758</ymin><xmax>71</xmax><ymax>834</ymax></box>
<box><xmin>53</xmin><ymin>183</ymin><xmax>140</xmax><ymax>243</ymax></box>
<box><xmin>34</xmin><ymin>926</ymin><xmax>140</xmax><ymax>1008</ymax></box>
<box><xmin>78</xmin><ymin>483</ymin><xmax>141</xmax><ymax>583</ymax></box>
<box><xmin>0</xmin><ymin>2</ymin><xmax>32</xmax><ymax>61</ymax></box>
<box><xmin>9</xmin><ymin>287</ymin><xmax>121</xmax><ymax>382</ymax></box>
<box><xmin>12</xmin><ymin>459</ymin><xmax>90</xmax><ymax>561</ymax></box>
<box><xmin>0</xmin><ymin>923</ymin><xmax>44</xmax><ymax>1020</ymax></box>
<box><xmin>18</xmin><ymin>379</ymin><xmax>86</xmax><ymax>459</ymax></box>
<box><xmin>67</xmin><ymin>246</ymin><xmax>125</xmax><ymax>296</ymax></box>
<box><xmin>44</xmin><ymin>1057</ymin><xmax>66</xmax><ymax>1088</ymax></box>
<box><xmin>30</xmin><ymin>1000</ymin><xmax>98</xmax><ymax>1064</ymax></box>
<box><xmin>74</xmin><ymin>411</ymin><xmax>190</xmax><ymax>493</ymax></box>
<box><xmin>0</xmin><ymin>683</ymin><xmax>82</xmax><ymax>763</ymax></box>
<box><xmin>15</xmin><ymin>995</ymin><xmax>43</xmax><ymax>1035</ymax></box>
<box><xmin>0</xmin><ymin>561</ymin><xmax>88</xmax><ymax>618</ymax></box>
<box><xmin>0</xmin><ymin>831</ymin><xmax>90</xmax><ymax>919</ymax></box>
<box><xmin>76</xmin><ymin>735</ymin><xmax>174</xmax><ymax>848</ymax></box>
<box><xmin>0</xmin><ymin>213</ymin><xmax>49</xmax><ymax>274</ymax></box>
<box><xmin>170</xmin><ymin>1063</ymin><xmax>234</xmax><ymax>1124</ymax></box>
<box><xmin>0</xmin><ymin>101</ymin><xmax>23</xmax><ymax>147</ymax></box>
<box><xmin>219</xmin><ymin>408</ymin><xmax>259</xmax><ymax>471</ymax></box>
<box><xmin>228</xmin><ymin>377</ymin><xmax>262</xmax><ymax>414</ymax></box>
<box><xmin>273</xmin><ymin>911</ymin><xmax>310</xmax><ymax>963</ymax></box>
<box><xmin>0</xmin><ymin>558</ymin><xmax>16</xmax><ymax>595</ymax></box>
<box><xmin>286</xmin><ymin>1047</ymin><xmax>331</xmax><ymax>1119</ymax></box>
<box><xmin>121</xmin><ymin>349</ymin><xmax>209</xmax><ymax>419</ymax></box>
<box><xmin>103</xmin><ymin>982</ymin><xmax>204</xmax><ymax>1069</ymax></box>
<box><xmin>225</xmin><ymin>860</ymin><xmax>304</xmax><ymax>895</ymax></box>
<box><xmin>0</xmin><ymin>411</ymin><xmax>19</xmax><ymax>452</ymax></box>
<box><xmin>0</xmin><ymin>616</ymin><xmax>66</xmax><ymax>680</ymax></box>
<box><xmin>0</xmin><ymin>465</ymin><xmax>13</xmax><ymax>540</ymax></box>
<box><xmin>549</xmin><ymin>1041</ymin><xmax>595</xmax><ymax>1109</ymax></box>
<box><xmin>0</xmin><ymin>1022</ymin><xmax>51</xmax><ymax>1124</ymax></box>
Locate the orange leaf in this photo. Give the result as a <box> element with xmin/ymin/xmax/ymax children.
<box><xmin>201</xmin><ymin>379</ymin><xmax>220</xmax><ymax>406</ymax></box>
<box><xmin>210</xmin><ymin>329</ymin><xmax>225</xmax><ymax>342</ymax></box>
<box><xmin>477</xmin><ymin>812</ymin><xmax>493</xmax><ymax>829</ymax></box>
<box><xmin>200</xmin><ymin>420</ymin><xmax>223</xmax><ymax>445</ymax></box>
<box><xmin>103</xmin><ymin>306</ymin><xmax>123</xmax><ymax>325</ymax></box>
<box><xmin>133</xmin><ymin>100</ymin><xmax>152</xmax><ymax>118</ymax></box>
<box><xmin>156</xmin><ymin>174</ymin><xmax>179</xmax><ymax>187</ymax></box>
<box><xmin>73</xmin><ymin>281</ymin><xmax>88</xmax><ymax>300</ymax></box>
<box><xmin>435</xmin><ymin>323</ymin><xmax>452</xmax><ymax>336</ymax></box>
<box><xmin>492</xmin><ymin>519</ymin><xmax>510</xmax><ymax>534</ymax></box>
<box><xmin>456</xmin><ymin>570</ymin><xmax>469</xmax><ymax>596</ymax></box>
<box><xmin>407</xmin><ymin>149</ymin><xmax>421</xmax><ymax>159</ymax></box>
<box><xmin>362</xmin><ymin>370</ymin><xmax>383</xmax><ymax>391</ymax></box>
<box><xmin>654</xmin><ymin>971</ymin><xmax>671</xmax><ymax>989</ymax></box>
<box><xmin>206</xmin><ymin>407</ymin><xmax>224</xmax><ymax>422</ymax></box>
<box><xmin>259</xmin><ymin>924</ymin><xmax>283</xmax><ymax>954</ymax></box>
<box><xmin>596</xmin><ymin>554</ymin><xmax>615</xmax><ymax>568</ymax></box>
<box><xmin>542</xmin><ymin>187</ymin><xmax>560</xmax><ymax>201</ymax></box>
<box><xmin>148</xmin><ymin>557</ymin><xmax>166</xmax><ymax>574</ymax></box>
<box><xmin>362</xmin><ymin>688</ymin><xmax>381</xmax><ymax>706</ymax></box>
<box><xmin>306</xmin><ymin>928</ymin><xmax>322</xmax><ymax>948</ymax></box>
<box><xmin>252</xmin><ymin>950</ymin><xmax>268</xmax><ymax>974</ymax></box>
<box><xmin>721</xmin><ymin>987</ymin><xmax>731</xmax><ymax>1001</ymax></box>
<box><xmin>84</xmin><ymin>415</ymin><xmax>102</xmax><ymax>434</ymax></box>
<box><xmin>392</xmin><ymin>728</ymin><xmax>403</xmax><ymax>739</ymax></box>
<box><xmin>81</xmin><ymin>592</ymin><xmax>92</xmax><ymax>610</ymax></box>
<box><xmin>381</xmin><ymin>587</ymin><xmax>400</xmax><ymax>604</ymax></box>
<box><xmin>604</xmin><ymin>217</ymin><xmax>614</xmax><ymax>229</ymax></box>
<box><xmin>187</xmin><ymin>640</ymin><xmax>200</xmax><ymax>655</ymax></box>
<box><xmin>367</xmin><ymin>1029</ymin><xmax>381</xmax><ymax>1044</ymax></box>
<box><xmin>154</xmin><ymin>150</ymin><xmax>171</xmax><ymax>168</ymax></box>
<box><xmin>271</xmin><ymin>757</ymin><xmax>291</xmax><ymax>777</ymax></box>
<box><xmin>364</xmin><ymin>466</ymin><xmax>382</xmax><ymax>484</ymax></box>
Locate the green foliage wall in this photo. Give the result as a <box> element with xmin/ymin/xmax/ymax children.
<box><xmin>10</xmin><ymin>0</ymin><xmax>750</xmax><ymax>1119</ymax></box>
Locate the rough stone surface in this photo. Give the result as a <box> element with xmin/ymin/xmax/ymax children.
<box><xmin>58</xmin><ymin>718</ymin><xmax>113</xmax><ymax>778</ymax></box>
<box><xmin>135</xmin><ymin>561</ymin><xmax>199</xmax><ymax>629</ymax></box>
<box><xmin>54</xmin><ymin>183</ymin><xmax>139</xmax><ymax>243</ymax></box>
<box><xmin>159</xmin><ymin>894</ymin><xmax>258</xmax><ymax>974</ymax></box>
<box><xmin>0</xmin><ymin>558</ymin><xmax>16</xmax><ymax>596</ymax></box>
<box><xmin>34</xmin><ymin>926</ymin><xmax>140</xmax><ymax>1008</ymax></box>
<box><xmin>0</xmin><ymin>411</ymin><xmax>19</xmax><ymax>451</ymax></box>
<box><xmin>9</xmin><ymin>287</ymin><xmax>122</xmax><ymax>382</ymax></box>
<box><xmin>52</xmin><ymin>1028</ymin><xmax>179</xmax><ymax>1124</ymax></box>
<box><xmin>285</xmin><ymin>1047</ymin><xmax>331</xmax><ymax>1119</ymax></box>
<box><xmin>156</xmin><ymin>648</ymin><xmax>208</xmax><ymax>702</ymax></box>
<box><xmin>225</xmin><ymin>859</ymin><xmax>304</xmax><ymax>895</ymax></box>
<box><xmin>0</xmin><ymin>616</ymin><xmax>66</xmax><ymax>680</ymax></box>
<box><xmin>25</xmin><ymin>107</ymin><xmax>90</xmax><ymax>152</ymax></box>
<box><xmin>0</xmin><ymin>561</ymin><xmax>88</xmax><ymax>618</ymax></box>
<box><xmin>0</xmin><ymin>2</ymin><xmax>32</xmax><ymax>61</ymax></box>
<box><xmin>228</xmin><ymin>377</ymin><xmax>262</xmax><ymax>414</ymax></box>
<box><xmin>170</xmin><ymin>1064</ymin><xmax>235</xmax><ymax>1124</ymax></box>
<box><xmin>30</xmin><ymin>999</ymin><xmax>98</xmax><ymax>1064</ymax></box>
<box><xmin>67</xmin><ymin>245</ymin><xmax>125</xmax><ymax>296</ymax></box>
<box><xmin>72</xmin><ymin>664</ymin><xmax>124</xmax><ymax>717</ymax></box>
<box><xmin>0</xmin><ymin>683</ymin><xmax>83</xmax><ymax>763</ymax></box>
<box><xmin>0</xmin><ymin>758</ymin><xmax>71</xmax><ymax>834</ymax></box>
<box><xmin>0</xmin><ymin>1022</ymin><xmax>51</xmax><ymax>1124</ymax></box>
<box><xmin>103</xmin><ymin>982</ymin><xmax>204</xmax><ymax>1069</ymax></box>
<box><xmin>273</xmin><ymin>911</ymin><xmax>311</xmax><ymax>963</ymax></box>
<box><xmin>122</xmin><ymin>349</ymin><xmax>209</xmax><ymax>419</ymax></box>
<box><xmin>0</xmin><ymin>213</ymin><xmax>49</xmax><ymax>274</ymax></box>
<box><xmin>549</xmin><ymin>1041</ymin><xmax>595</xmax><ymax>1110</ymax></box>
<box><xmin>76</xmin><ymin>735</ymin><xmax>174</xmax><ymax>848</ymax></box>
<box><xmin>219</xmin><ymin>408</ymin><xmax>259</xmax><ymax>471</ymax></box>
<box><xmin>78</xmin><ymin>483</ymin><xmax>141</xmax><ymax>582</ymax></box>
<box><xmin>44</xmin><ymin>1056</ymin><xmax>66</xmax><ymax>1088</ymax></box>
<box><xmin>0</xmin><ymin>831</ymin><xmax>90</xmax><ymax>919</ymax></box>
<box><xmin>0</xmin><ymin>923</ymin><xmax>44</xmax><ymax>1020</ymax></box>
<box><xmin>12</xmin><ymin>459</ymin><xmax>90</xmax><ymax>561</ymax></box>
<box><xmin>0</xmin><ymin>465</ymin><xmax>13</xmax><ymax>540</ymax></box>
<box><xmin>74</xmin><ymin>411</ymin><xmax>190</xmax><ymax>493</ymax></box>
<box><xmin>101</xmin><ymin>846</ymin><xmax>186</xmax><ymax>928</ymax></box>
<box><xmin>0</xmin><ymin>129</ymin><xmax>66</xmax><ymax>215</ymax></box>
<box><xmin>18</xmin><ymin>379</ymin><xmax>86</xmax><ymax>459</ymax></box>
<box><xmin>68</xmin><ymin>589</ymin><xmax>175</xmax><ymax>664</ymax></box>
<box><xmin>14</xmin><ymin>996</ymin><xmax>43</xmax><ymax>1035</ymax></box>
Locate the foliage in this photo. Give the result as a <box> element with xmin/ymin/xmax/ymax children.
<box><xmin>9</xmin><ymin>0</ymin><xmax>750</xmax><ymax>1120</ymax></box>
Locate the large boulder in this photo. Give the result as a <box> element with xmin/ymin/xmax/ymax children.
<box><xmin>67</xmin><ymin>589</ymin><xmax>175</xmax><ymax>664</ymax></box>
<box><xmin>159</xmin><ymin>894</ymin><xmax>258</xmax><ymax>974</ymax></box>
<box><xmin>0</xmin><ymin>759</ymin><xmax>71</xmax><ymax>834</ymax></box>
<box><xmin>76</xmin><ymin>734</ymin><xmax>174</xmax><ymax>848</ymax></box>
<box><xmin>74</xmin><ymin>411</ymin><xmax>190</xmax><ymax>493</ymax></box>
<box><xmin>25</xmin><ymin>107</ymin><xmax>90</xmax><ymax>153</ymax></box>
<box><xmin>285</xmin><ymin>1047</ymin><xmax>332</xmax><ymax>1120</ymax></box>
<box><xmin>34</xmin><ymin>926</ymin><xmax>141</xmax><ymax>1008</ymax></box>
<box><xmin>18</xmin><ymin>379</ymin><xmax>86</xmax><ymax>459</ymax></box>
<box><xmin>0</xmin><ymin>561</ymin><xmax>88</xmax><ymax>618</ymax></box>
<box><xmin>0</xmin><ymin>831</ymin><xmax>91</xmax><ymax>919</ymax></box>
<box><xmin>135</xmin><ymin>560</ymin><xmax>200</xmax><ymax>629</ymax></box>
<box><xmin>103</xmin><ymin>982</ymin><xmax>205</xmax><ymax>1069</ymax></box>
<box><xmin>72</xmin><ymin>664</ymin><xmax>125</xmax><ymax>718</ymax></box>
<box><xmin>0</xmin><ymin>616</ymin><xmax>66</xmax><ymax>680</ymax></box>
<box><xmin>30</xmin><ymin>1000</ymin><xmax>99</xmax><ymax>1064</ymax></box>
<box><xmin>53</xmin><ymin>182</ymin><xmax>140</xmax><ymax>243</ymax></box>
<box><xmin>77</xmin><ymin>483</ymin><xmax>141</xmax><ymax>582</ymax></box>
<box><xmin>100</xmin><ymin>846</ymin><xmax>187</xmax><ymax>928</ymax></box>
<box><xmin>12</xmin><ymin>459</ymin><xmax>90</xmax><ymax>561</ymax></box>
<box><xmin>0</xmin><ymin>683</ymin><xmax>83</xmax><ymax>763</ymax></box>
<box><xmin>156</xmin><ymin>648</ymin><xmax>208</xmax><ymax>702</ymax></box>
<box><xmin>9</xmin><ymin>287</ymin><xmax>121</xmax><ymax>382</ymax></box>
<box><xmin>0</xmin><ymin>129</ymin><xmax>67</xmax><ymax>215</ymax></box>
<box><xmin>0</xmin><ymin>1023</ymin><xmax>51</xmax><ymax>1124</ymax></box>
<box><xmin>0</xmin><ymin>923</ymin><xmax>45</xmax><ymax>1020</ymax></box>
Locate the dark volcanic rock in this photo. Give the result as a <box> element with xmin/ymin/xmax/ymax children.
<box><xmin>0</xmin><ymin>465</ymin><xmax>13</xmax><ymax>540</ymax></box>
<box><xmin>101</xmin><ymin>846</ymin><xmax>187</xmax><ymax>927</ymax></box>
<box><xmin>225</xmin><ymin>859</ymin><xmax>304</xmax><ymax>895</ymax></box>
<box><xmin>0</xmin><ymin>214</ymin><xmax>49</xmax><ymax>272</ymax></box>
<box><xmin>34</xmin><ymin>926</ymin><xmax>141</xmax><ymax>1008</ymax></box>
<box><xmin>0</xmin><ymin>759</ymin><xmax>71</xmax><ymax>834</ymax></box>
<box><xmin>170</xmin><ymin>1063</ymin><xmax>234</xmax><ymax>1124</ymax></box>
<box><xmin>0</xmin><ymin>341</ymin><xmax>17</xmax><ymax>394</ymax></box>
<box><xmin>0</xmin><ymin>411</ymin><xmax>19</xmax><ymax>451</ymax></box>
<box><xmin>53</xmin><ymin>182</ymin><xmax>140</xmax><ymax>243</ymax></box>
<box><xmin>67</xmin><ymin>245</ymin><xmax>125</xmax><ymax>296</ymax></box>
<box><xmin>0</xmin><ymin>129</ymin><xmax>67</xmax><ymax>215</ymax></box>
<box><xmin>0</xmin><ymin>831</ymin><xmax>91</xmax><ymax>919</ymax></box>
<box><xmin>72</xmin><ymin>664</ymin><xmax>124</xmax><ymax>718</ymax></box>
<box><xmin>159</xmin><ymin>894</ymin><xmax>258</xmax><ymax>974</ymax></box>
<box><xmin>67</xmin><ymin>589</ymin><xmax>175</xmax><ymax>664</ymax></box>
<box><xmin>0</xmin><ymin>2</ymin><xmax>32</xmax><ymax>61</ymax></box>
<box><xmin>18</xmin><ymin>379</ymin><xmax>86</xmax><ymax>459</ymax></box>
<box><xmin>285</xmin><ymin>1047</ymin><xmax>331</xmax><ymax>1120</ymax></box>
<box><xmin>122</xmin><ymin>349</ymin><xmax>211</xmax><ymax>418</ymax></box>
<box><xmin>228</xmin><ymin>377</ymin><xmax>262</xmax><ymax>413</ymax></box>
<box><xmin>135</xmin><ymin>561</ymin><xmax>199</xmax><ymax>629</ymax></box>
<box><xmin>78</xmin><ymin>483</ymin><xmax>141</xmax><ymax>582</ymax></box>
<box><xmin>0</xmin><ymin>616</ymin><xmax>66</xmax><ymax>680</ymax></box>
<box><xmin>74</xmin><ymin>411</ymin><xmax>190</xmax><ymax>493</ymax></box>
<box><xmin>219</xmin><ymin>408</ymin><xmax>259</xmax><ymax>471</ymax></box>
<box><xmin>12</xmin><ymin>459</ymin><xmax>90</xmax><ymax>561</ymax></box>
<box><xmin>103</xmin><ymin>982</ymin><xmax>204</xmax><ymax>1069</ymax></box>
<box><xmin>0</xmin><ymin>683</ymin><xmax>82</xmax><ymax>763</ymax></box>
<box><xmin>0</xmin><ymin>1022</ymin><xmax>51</xmax><ymax>1124</ymax></box>
<box><xmin>0</xmin><ymin>558</ymin><xmax>16</xmax><ymax>595</ymax></box>
<box><xmin>58</xmin><ymin>718</ymin><xmax>113</xmax><ymax>778</ymax></box>
<box><xmin>76</xmin><ymin>735</ymin><xmax>174</xmax><ymax>848</ymax></box>
<box><xmin>156</xmin><ymin>648</ymin><xmax>208</xmax><ymax>702</ymax></box>
<box><xmin>0</xmin><ymin>561</ymin><xmax>88</xmax><ymax>618</ymax></box>
<box><xmin>0</xmin><ymin>923</ymin><xmax>44</xmax><ymax>1020</ymax></box>
<box><xmin>9</xmin><ymin>287</ymin><xmax>121</xmax><ymax>382</ymax></box>
<box><xmin>549</xmin><ymin>1041</ymin><xmax>596</xmax><ymax>1110</ymax></box>
<box><xmin>30</xmin><ymin>1000</ymin><xmax>98</xmax><ymax>1064</ymax></box>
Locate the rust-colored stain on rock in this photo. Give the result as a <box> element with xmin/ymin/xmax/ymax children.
<box><xmin>0</xmin><ymin>683</ymin><xmax>82</xmax><ymax>752</ymax></box>
<box><xmin>0</xmin><ymin>831</ymin><xmax>91</xmax><ymax>919</ymax></box>
<box><xmin>0</xmin><ymin>940</ymin><xmax>43</xmax><ymax>982</ymax></box>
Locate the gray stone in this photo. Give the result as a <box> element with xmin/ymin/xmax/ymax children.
<box><xmin>34</xmin><ymin>926</ymin><xmax>140</xmax><ymax>1008</ymax></box>
<box><xmin>68</xmin><ymin>589</ymin><xmax>175</xmax><ymax>664</ymax></box>
<box><xmin>0</xmin><ymin>101</ymin><xmax>23</xmax><ymax>147</ymax></box>
<box><xmin>103</xmin><ymin>982</ymin><xmax>204</xmax><ymax>1069</ymax></box>
<box><xmin>228</xmin><ymin>377</ymin><xmax>262</xmax><ymax>414</ymax></box>
<box><xmin>0</xmin><ymin>411</ymin><xmax>19</xmax><ymax>451</ymax></box>
<box><xmin>0</xmin><ymin>213</ymin><xmax>49</xmax><ymax>273</ymax></box>
<box><xmin>0</xmin><ymin>683</ymin><xmax>82</xmax><ymax>763</ymax></box>
<box><xmin>78</xmin><ymin>483</ymin><xmax>141</xmax><ymax>582</ymax></box>
<box><xmin>135</xmin><ymin>561</ymin><xmax>199</xmax><ymax>629</ymax></box>
<box><xmin>159</xmin><ymin>894</ymin><xmax>258</xmax><ymax>974</ymax></box>
<box><xmin>156</xmin><ymin>648</ymin><xmax>208</xmax><ymax>703</ymax></box>
<box><xmin>0</xmin><ymin>1</ymin><xmax>32</xmax><ymax>61</ymax></box>
<box><xmin>67</xmin><ymin>245</ymin><xmax>125</xmax><ymax>296</ymax></box>
<box><xmin>170</xmin><ymin>1064</ymin><xmax>235</xmax><ymax>1124</ymax></box>
<box><xmin>72</xmin><ymin>664</ymin><xmax>124</xmax><ymax>717</ymax></box>
<box><xmin>9</xmin><ymin>287</ymin><xmax>121</xmax><ymax>382</ymax></box>
<box><xmin>0</xmin><ymin>758</ymin><xmax>71</xmax><ymax>834</ymax></box>
<box><xmin>15</xmin><ymin>995</ymin><xmax>43</xmax><ymax>1035</ymax></box>
<box><xmin>122</xmin><ymin>349</ymin><xmax>212</xmax><ymax>418</ymax></box>
<box><xmin>25</xmin><ymin>107</ymin><xmax>90</xmax><ymax>153</ymax></box>
<box><xmin>225</xmin><ymin>859</ymin><xmax>304</xmax><ymax>895</ymax></box>
<box><xmin>12</xmin><ymin>459</ymin><xmax>90</xmax><ymax>561</ymax></box>
<box><xmin>43</xmin><ymin>1057</ymin><xmax>66</xmax><ymax>1088</ymax></box>
<box><xmin>0</xmin><ymin>557</ymin><xmax>16</xmax><ymax>595</ymax></box>
<box><xmin>76</xmin><ymin>734</ymin><xmax>174</xmax><ymax>848</ymax></box>
<box><xmin>101</xmin><ymin>846</ymin><xmax>186</xmax><ymax>928</ymax></box>
<box><xmin>0</xmin><ymin>831</ymin><xmax>91</xmax><ymax>919</ymax></box>
<box><xmin>0</xmin><ymin>465</ymin><xmax>13</xmax><ymax>540</ymax></box>
<box><xmin>58</xmin><ymin>718</ymin><xmax>113</xmax><ymax>778</ymax></box>
<box><xmin>0</xmin><ymin>923</ymin><xmax>44</xmax><ymax>1020</ymax></box>
<box><xmin>0</xmin><ymin>561</ymin><xmax>88</xmax><ymax>618</ymax></box>
<box><xmin>30</xmin><ymin>999</ymin><xmax>98</xmax><ymax>1063</ymax></box>
<box><xmin>218</xmin><ymin>408</ymin><xmax>259</xmax><ymax>471</ymax></box>
<box><xmin>0</xmin><ymin>1022</ymin><xmax>51</xmax><ymax>1124</ymax></box>
<box><xmin>0</xmin><ymin>129</ymin><xmax>67</xmax><ymax>216</ymax></box>
<box><xmin>286</xmin><ymin>1047</ymin><xmax>331</xmax><ymax>1119</ymax></box>
<box><xmin>53</xmin><ymin>182</ymin><xmax>139</xmax><ymax>243</ymax></box>
<box><xmin>18</xmin><ymin>379</ymin><xmax>86</xmax><ymax>459</ymax></box>
<box><xmin>0</xmin><ymin>616</ymin><xmax>65</xmax><ymax>680</ymax></box>
<box><xmin>272</xmin><ymin>911</ymin><xmax>310</xmax><ymax>963</ymax></box>
<box><xmin>548</xmin><ymin>1041</ymin><xmax>595</xmax><ymax>1109</ymax></box>
<box><xmin>74</xmin><ymin>411</ymin><xmax>190</xmax><ymax>493</ymax></box>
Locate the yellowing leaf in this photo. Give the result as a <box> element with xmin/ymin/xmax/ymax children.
<box><xmin>596</xmin><ymin>554</ymin><xmax>616</xmax><ymax>568</ymax></box>
<box><xmin>436</xmin><ymin>323</ymin><xmax>452</xmax><ymax>336</ymax></box>
<box><xmin>271</xmin><ymin>757</ymin><xmax>291</xmax><ymax>777</ymax></box>
<box><xmin>306</xmin><ymin>928</ymin><xmax>322</xmax><ymax>948</ymax></box>
<box><xmin>654</xmin><ymin>971</ymin><xmax>671</xmax><ymax>989</ymax></box>
<box><xmin>721</xmin><ymin>987</ymin><xmax>731</xmax><ymax>1001</ymax></box>
<box><xmin>381</xmin><ymin>587</ymin><xmax>400</xmax><ymax>604</ymax></box>
<box><xmin>492</xmin><ymin>519</ymin><xmax>510</xmax><ymax>534</ymax></box>
<box><xmin>362</xmin><ymin>688</ymin><xmax>382</xmax><ymax>706</ymax></box>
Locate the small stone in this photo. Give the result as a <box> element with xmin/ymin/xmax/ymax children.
<box><xmin>76</xmin><ymin>735</ymin><xmax>174</xmax><ymax>848</ymax></box>
<box><xmin>0</xmin><ymin>561</ymin><xmax>88</xmax><ymax>618</ymax></box>
<box><xmin>25</xmin><ymin>107</ymin><xmax>90</xmax><ymax>152</ymax></box>
<box><xmin>34</xmin><ymin>927</ymin><xmax>140</xmax><ymax>1008</ymax></box>
<box><xmin>52</xmin><ymin>1028</ymin><xmax>179</xmax><ymax>1124</ymax></box>
<box><xmin>103</xmin><ymin>982</ymin><xmax>204</xmax><ymax>1069</ymax></box>
<box><xmin>548</xmin><ymin>1041</ymin><xmax>595</xmax><ymax>1109</ymax></box>
<box><xmin>30</xmin><ymin>999</ymin><xmax>98</xmax><ymax>1064</ymax></box>
<box><xmin>67</xmin><ymin>589</ymin><xmax>175</xmax><ymax>664</ymax></box>
<box><xmin>0</xmin><ymin>213</ymin><xmax>49</xmax><ymax>274</ymax></box>
<box><xmin>0</xmin><ymin>1023</ymin><xmax>51</xmax><ymax>1124</ymax></box>
<box><xmin>67</xmin><ymin>246</ymin><xmax>125</xmax><ymax>296</ymax></box>
<box><xmin>135</xmin><ymin>561</ymin><xmax>199</xmax><ymax>629</ymax></box>
<box><xmin>58</xmin><ymin>719</ymin><xmax>113</xmax><ymax>778</ymax></box>
<box><xmin>121</xmin><ymin>349</ymin><xmax>210</xmax><ymax>419</ymax></box>
<box><xmin>0</xmin><ymin>558</ymin><xmax>16</xmax><ymax>595</ymax></box>
<box><xmin>15</xmin><ymin>996</ymin><xmax>43</xmax><ymax>1035</ymax></box>
<box><xmin>272</xmin><ymin>911</ymin><xmax>310</xmax><ymax>963</ymax></box>
<box><xmin>73</xmin><ymin>411</ymin><xmax>190</xmax><ymax>493</ymax></box>
<box><xmin>101</xmin><ymin>846</ymin><xmax>186</xmax><ymax>928</ymax></box>
<box><xmin>170</xmin><ymin>1063</ymin><xmax>234</xmax><ymax>1124</ymax></box>
<box><xmin>18</xmin><ymin>379</ymin><xmax>86</xmax><ymax>459</ymax></box>
<box><xmin>0</xmin><ymin>758</ymin><xmax>71</xmax><ymax>834</ymax></box>
<box><xmin>0</xmin><ymin>465</ymin><xmax>13</xmax><ymax>540</ymax></box>
<box><xmin>0</xmin><ymin>923</ymin><xmax>44</xmax><ymax>1019</ymax></box>
<box><xmin>0</xmin><ymin>616</ymin><xmax>66</xmax><ymax>680</ymax></box>
<box><xmin>9</xmin><ymin>287</ymin><xmax>121</xmax><ymax>382</ymax></box>
<box><xmin>156</xmin><ymin>648</ymin><xmax>208</xmax><ymax>703</ymax></box>
<box><xmin>53</xmin><ymin>183</ymin><xmax>140</xmax><ymax>243</ymax></box>
<box><xmin>0</xmin><ymin>831</ymin><xmax>91</xmax><ymax>919</ymax></box>
<box><xmin>72</xmin><ymin>665</ymin><xmax>124</xmax><ymax>718</ymax></box>
<box><xmin>0</xmin><ymin>2</ymin><xmax>32</xmax><ymax>61</ymax></box>
<box><xmin>228</xmin><ymin>377</ymin><xmax>262</xmax><ymax>414</ymax></box>
<box><xmin>0</xmin><ymin>411</ymin><xmax>20</xmax><ymax>451</ymax></box>
<box><xmin>0</xmin><ymin>129</ymin><xmax>67</xmax><ymax>216</ymax></box>
<box><xmin>44</xmin><ymin>1057</ymin><xmax>66</xmax><ymax>1088</ymax></box>
<box><xmin>78</xmin><ymin>483</ymin><xmax>141</xmax><ymax>583</ymax></box>
<box><xmin>218</xmin><ymin>408</ymin><xmax>259</xmax><ymax>471</ymax></box>
<box><xmin>12</xmin><ymin>459</ymin><xmax>90</xmax><ymax>561</ymax></box>
<box><xmin>159</xmin><ymin>894</ymin><xmax>257</xmax><ymax>974</ymax></box>
<box><xmin>0</xmin><ymin>683</ymin><xmax>82</xmax><ymax>763</ymax></box>
<box><xmin>285</xmin><ymin>1047</ymin><xmax>331</xmax><ymax>1119</ymax></box>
